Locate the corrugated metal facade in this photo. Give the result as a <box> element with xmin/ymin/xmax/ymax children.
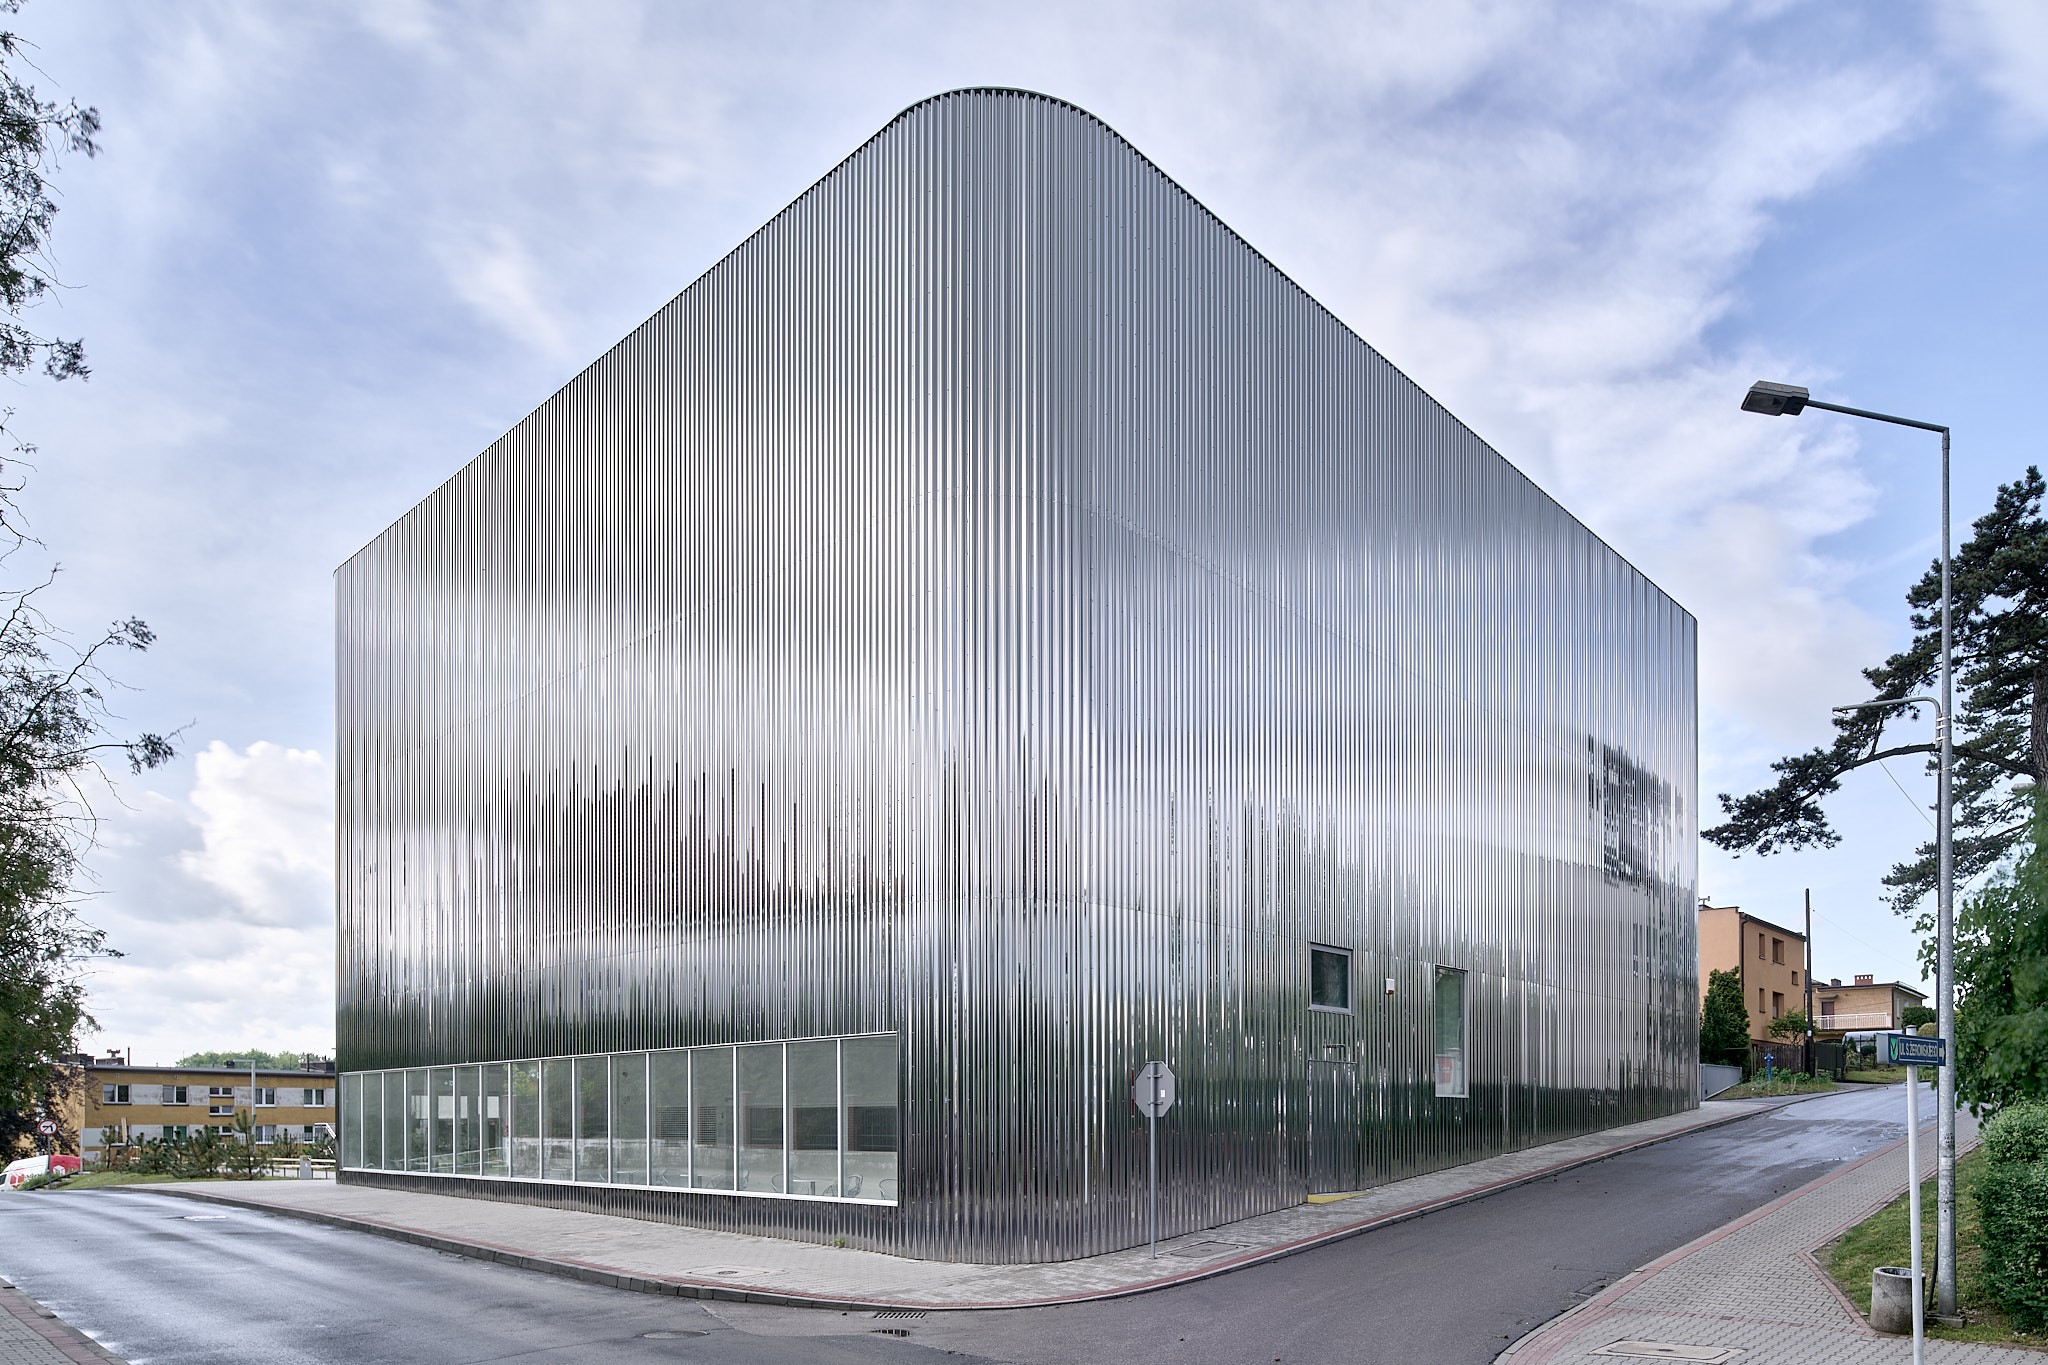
<box><xmin>336</xmin><ymin>87</ymin><xmax>1698</xmax><ymax>1263</ymax></box>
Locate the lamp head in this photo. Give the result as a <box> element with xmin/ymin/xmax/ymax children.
<box><xmin>1742</xmin><ymin>381</ymin><xmax>1809</xmax><ymax>417</ymax></box>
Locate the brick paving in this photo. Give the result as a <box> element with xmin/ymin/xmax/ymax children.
<box><xmin>1499</xmin><ymin>1107</ymin><xmax>2043</xmax><ymax>1364</ymax></box>
<box><xmin>131</xmin><ymin>1097</ymin><xmax>1779</xmax><ymax>1311</ymax></box>
<box><xmin>0</xmin><ymin>1282</ymin><xmax>126</xmax><ymax>1365</ymax></box>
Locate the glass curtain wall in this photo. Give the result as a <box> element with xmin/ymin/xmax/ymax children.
<box><xmin>481</xmin><ymin>1064</ymin><xmax>508</xmax><ymax>1177</ymax></box>
<box><xmin>341</xmin><ymin>1034</ymin><xmax>895</xmax><ymax>1204</ymax></box>
<box><xmin>649</xmin><ymin>1050</ymin><xmax>690</xmax><ymax>1187</ymax></box>
<box><xmin>611</xmin><ymin>1053</ymin><xmax>648</xmax><ymax>1185</ymax></box>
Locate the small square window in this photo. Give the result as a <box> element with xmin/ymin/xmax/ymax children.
<box><xmin>1309</xmin><ymin>946</ymin><xmax>1352</xmax><ymax>1012</ymax></box>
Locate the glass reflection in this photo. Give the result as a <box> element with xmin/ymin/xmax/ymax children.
<box><xmin>574</xmin><ymin>1056</ymin><xmax>609</xmax><ymax>1183</ymax></box>
<box><xmin>341</xmin><ymin>1035</ymin><xmax>898</xmax><ymax>1203</ymax></box>
<box><xmin>381</xmin><ymin>1071</ymin><xmax>402</xmax><ymax>1173</ymax></box>
<box><xmin>509</xmin><ymin>1060</ymin><xmax>540</xmax><ymax>1179</ymax></box>
<box><xmin>405</xmin><ymin>1069</ymin><xmax>430</xmax><ymax>1173</ymax></box>
<box><xmin>359</xmin><ymin>1071</ymin><xmax>382</xmax><ymax>1170</ymax></box>
<box><xmin>481</xmin><ymin>1064</ymin><xmax>508</xmax><ymax>1177</ymax></box>
<box><xmin>610</xmin><ymin>1053</ymin><xmax>647</xmax><ymax>1185</ymax></box>
<box><xmin>649</xmin><ymin>1050</ymin><xmax>690</xmax><ymax>1187</ymax></box>
<box><xmin>691</xmin><ymin>1046</ymin><xmax>734</xmax><ymax>1190</ymax></box>
<box><xmin>842</xmin><ymin>1037</ymin><xmax>898</xmax><ymax>1201</ymax></box>
<box><xmin>541</xmin><ymin>1058</ymin><xmax>572</xmax><ymax>1181</ymax></box>
<box><xmin>787</xmin><ymin>1041</ymin><xmax>837</xmax><ymax>1196</ymax></box>
<box><xmin>737</xmin><ymin>1045</ymin><xmax>784</xmax><ymax>1193</ymax></box>
<box><xmin>430</xmin><ymin>1068</ymin><xmax>454</xmax><ymax>1173</ymax></box>
<box><xmin>455</xmin><ymin>1064</ymin><xmax>480</xmax><ymax>1175</ymax></box>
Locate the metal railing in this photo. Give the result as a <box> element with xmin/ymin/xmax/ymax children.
<box><xmin>1816</xmin><ymin>1011</ymin><xmax>1899</xmax><ymax>1031</ymax></box>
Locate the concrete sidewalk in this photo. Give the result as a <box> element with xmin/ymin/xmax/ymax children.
<box><xmin>129</xmin><ymin>1096</ymin><xmax>1788</xmax><ymax>1312</ymax></box>
<box><xmin>0</xmin><ymin>1279</ymin><xmax>127</xmax><ymax>1365</ymax></box>
<box><xmin>1498</xmin><ymin>1107</ymin><xmax>2036</xmax><ymax>1364</ymax></box>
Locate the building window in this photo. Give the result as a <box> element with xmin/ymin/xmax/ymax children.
<box><xmin>1758</xmin><ymin>987</ymin><xmax>1765</xmax><ymax>1013</ymax></box>
<box><xmin>254</xmin><ymin>1087</ymin><xmax>278</xmax><ymax>1107</ymax></box>
<box><xmin>1309</xmin><ymin>945</ymin><xmax>1352</xmax><ymax>1013</ymax></box>
<box><xmin>102</xmin><ymin>1084</ymin><xmax>130</xmax><ymax>1105</ymax></box>
<box><xmin>1434</xmin><ymin>967</ymin><xmax>1467</xmax><ymax>1098</ymax></box>
<box><xmin>1771</xmin><ymin>992</ymin><xmax>1784</xmax><ymax>1018</ymax></box>
<box><xmin>339</xmin><ymin>1033</ymin><xmax>899</xmax><ymax>1204</ymax></box>
<box><xmin>1791</xmin><ymin>970</ymin><xmax>1799</xmax><ymax>985</ymax></box>
<box><xmin>254</xmin><ymin>1125</ymin><xmax>278</xmax><ymax>1144</ymax></box>
<box><xmin>1820</xmin><ymin>999</ymin><xmax>1835</xmax><ymax>1025</ymax></box>
<box><xmin>164</xmin><ymin>1086</ymin><xmax>189</xmax><ymax>1105</ymax></box>
<box><xmin>209</xmin><ymin>1104</ymin><xmax>234</xmax><ymax>1116</ymax></box>
<box><xmin>164</xmin><ymin>1125</ymin><xmax>189</xmax><ymax>1141</ymax></box>
<box><xmin>1758</xmin><ymin>932</ymin><xmax>1766</xmax><ymax>958</ymax></box>
<box><xmin>302</xmin><ymin>1088</ymin><xmax>329</xmax><ymax>1107</ymax></box>
<box><xmin>1771</xmin><ymin>938</ymin><xmax>1784</xmax><ymax>965</ymax></box>
<box><xmin>209</xmin><ymin>1086</ymin><xmax>233</xmax><ymax>1098</ymax></box>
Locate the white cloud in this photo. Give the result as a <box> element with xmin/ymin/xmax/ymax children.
<box><xmin>79</xmin><ymin>741</ymin><xmax>333</xmax><ymax>1066</ymax></box>
<box><xmin>180</xmin><ymin>741</ymin><xmax>331</xmax><ymax>929</ymax></box>
<box><xmin>1937</xmin><ymin>0</ymin><xmax>2048</xmax><ymax>133</ymax></box>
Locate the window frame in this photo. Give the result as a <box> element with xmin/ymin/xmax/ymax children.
<box><xmin>1308</xmin><ymin>944</ymin><xmax>1354</xmax><ymax>1014</ymax></box>
<box><xmin>1432</xmin><ymin>965</ymin><xmax>1469</xmax><ymax>1099</ymax></box>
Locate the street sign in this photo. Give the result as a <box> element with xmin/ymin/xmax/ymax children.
<box><xmin>35</xmin><ymin>1119</ymin><xmax>56</xmax><ymax>1137</ymax></box>
<box><xmin>1887</xmin><ymin>1033</ymin><xmax>1947</xmax><ymax>1067</ymax></box>
<box><xmin>1133</xmin><ymin>1061</ymin><xmax>1176</xmax><ymax>1118</ymax></box>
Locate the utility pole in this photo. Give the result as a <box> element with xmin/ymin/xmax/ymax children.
<box><xmin>1804</xmin><ymin>889</ymin><xmax>1815</xmax><ymax>1076</ymax></box>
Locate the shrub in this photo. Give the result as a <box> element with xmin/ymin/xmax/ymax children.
<box><xmin>1981</xmin><ymin>1100</ymin><xmax>2048</xmax><ymax>1164</ymax></box>
<box><xmin>1976</xmin><ymin>1101</ymin><xmax>2048</xmax><ymax>1331</ymax></box>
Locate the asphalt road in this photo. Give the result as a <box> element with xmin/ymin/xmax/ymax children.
<box><xmin>0</xmin><ymin>1084</ymin><xmax>1921</xmax><ymax>1365</ymax></box>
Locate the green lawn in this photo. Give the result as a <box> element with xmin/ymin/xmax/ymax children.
<box><xmin>1846</xmin><ymin>1065</ymin><xmax>1911</xmax><ymax>1085</ymax></box>
<box><xmin>1717</xmin><ymin>1073</ymin><xmax>1836</xmax><ymax>1099</ymax></box>
<box><xmin>1824</xmin><ymin>1149</ymin><xmax>2043</xmax><ymax>1348</ymax></box>
<box><xmin>45</xmin><ymin>1171</ymin><xmax>267</xmax><ymax>1189</ymax></box>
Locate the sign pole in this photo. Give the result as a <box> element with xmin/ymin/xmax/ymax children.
<box><xmin>1132</xmin><ymin>1060</ymin><xmax>1175</xmax><ymax>1259</ymax></box>
<box><xmin>1908</xmin><ymin>1060</ymin><xmax>1924</xmax><ymax>1365</ymax></box>
<box><xmin>1148</xmin><ymin>1097</ymin><xmax>1158</xmax><ymax>1258</ymax></box>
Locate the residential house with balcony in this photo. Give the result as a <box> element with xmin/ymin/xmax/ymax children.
<box><xmin>1815</xmin><ymin>975</ymin><xmax>1927</xmax><ymax>1037</ymax></box>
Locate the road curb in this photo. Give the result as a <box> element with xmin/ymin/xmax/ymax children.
<box><xmin>0</xmin><ymin>1278</ymin><xmax>132</xmax><ymax>1365</ymax></box>
<box><xmin>136</xmin><ymin>1097</ymin><xmax>1809</xmax><ymax>1314</ymax></box>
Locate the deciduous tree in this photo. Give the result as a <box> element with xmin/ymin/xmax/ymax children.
<box><xmin>0</xmin><ymin>1</ymin><xmax>173</xmax><ymax>1157</ymax></box>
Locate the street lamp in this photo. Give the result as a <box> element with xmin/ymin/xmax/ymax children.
<box><xmin>1744</xmin><ymin>380</ymin><xmax>1957</xmax><ymax>1315</ymax></box>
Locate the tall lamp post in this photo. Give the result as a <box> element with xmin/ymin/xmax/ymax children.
<box><xmin>1742</xmin><ymin>380</ymin><xmax>1956</xmax><ymax>1315</ymax></box>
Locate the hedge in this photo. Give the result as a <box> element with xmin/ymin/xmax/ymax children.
<box><xmin>1976</xmin><ymin>1100</ymin><xmax>2048</xmax><ymax>1332</ymax></box>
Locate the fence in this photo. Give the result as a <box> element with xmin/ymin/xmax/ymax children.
<box><xmin>1745</xmin><ymin>1039</ymin><xmax>1847</xmax><ymax>1081</ymax></box>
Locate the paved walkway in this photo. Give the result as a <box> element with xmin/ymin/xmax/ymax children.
<box><xmin>134</xmin><ymin>1097</ymin><xmax>1782</xmax><ymax>1311</ymax></box>
<box><xmin>0</xmin><ymin>1280</ymin><xmax>126</xmax><ymax>1365</ymax></box>
<box><xmin>1499</xmin><ymin>1107</ymin><xmax>2040</xmax><ymax>1363</ymax></box>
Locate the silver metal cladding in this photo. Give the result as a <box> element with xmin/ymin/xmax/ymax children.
<box><xmin>335</xmin><ymin>88</ymin><xmax>1699</xmax><ymax>1262</ymax></box>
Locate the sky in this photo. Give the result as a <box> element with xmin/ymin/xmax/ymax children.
<box><xmin>8</xmin><ymin>0</ymin><xmax>2044</xmax><ymax>1064</ymax></box>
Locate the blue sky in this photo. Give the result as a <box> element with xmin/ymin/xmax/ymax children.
<box><xmin>11</xmin><ymin>0</ymin><xmax>2043</xmax><ymax>1062</ymax></box>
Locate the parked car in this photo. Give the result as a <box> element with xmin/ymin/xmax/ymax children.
<box><xmin>3</xmin><ymin>1154</ymin><xmax>80</xmax><ymax>1189</ymax></box>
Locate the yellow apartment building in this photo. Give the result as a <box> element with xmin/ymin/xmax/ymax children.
<box><xmin>1815</xmin><ymin>975</ymin><xmax>1927</xmax><ymax>1035</ymax></box>
<box><xmin>1697</xmin><ymin>904</ymin><xmax>1808</xmax><ymax>1042</ymax></box>
<box><xmin>62</xmin><ymin>1054</ymin><xmax>337</xmax><ymax>1161</ymax></box>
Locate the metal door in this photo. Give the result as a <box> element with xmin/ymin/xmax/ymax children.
<box><xmin>1306</xmin><ymin>1060</ymin><xmax>1359</xmax><ymax>1193</ymax></box>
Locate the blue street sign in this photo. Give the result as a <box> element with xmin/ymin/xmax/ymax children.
<box><xmin>1886</xmin><ymin>1032</ymin><xmax>1947</xmax><ymax>1067</ymax></box>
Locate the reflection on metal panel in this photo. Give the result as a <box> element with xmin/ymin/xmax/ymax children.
<box><xmin>337</xmin><ymin>88</ymin><xmax>1698</xmax><ymax>1262</ymax></box>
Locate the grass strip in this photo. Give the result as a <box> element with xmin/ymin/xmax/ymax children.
<box><xmin>1824</xmin><ymin>1147</ymin><xmax>2043</xmax><ymax>1348</ymax></box>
